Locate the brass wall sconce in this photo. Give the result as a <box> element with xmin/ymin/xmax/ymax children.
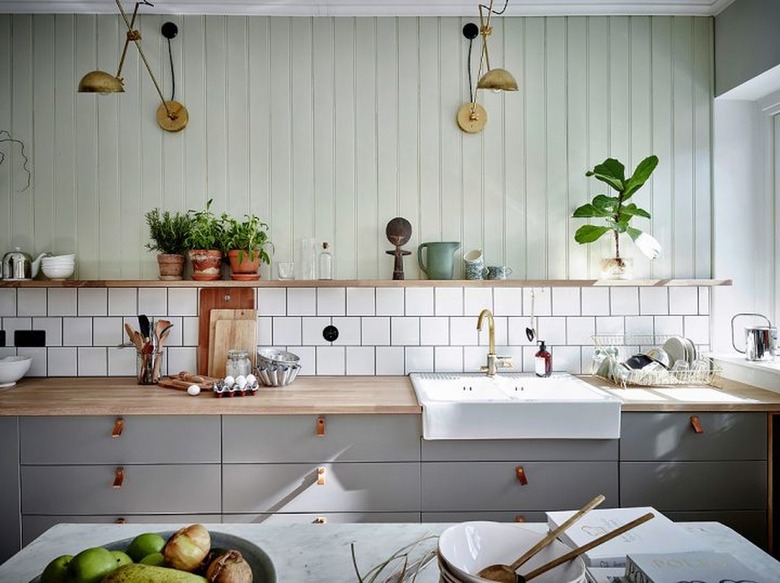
<box><xmin>77</xmin><ymin>0</ymin><xmax>188</xmax><ymax>133</ymax></box>
<box><xmin>457</xmin><ymin>0</ymin><xmax>518</xmax><ymax>134</ymax></box>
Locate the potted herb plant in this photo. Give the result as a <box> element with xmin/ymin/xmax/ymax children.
<box><xmin>572</xmin><ymin>155</ymin><xmax>662</xmax><ymax>279</ymax></box>
<box><xmin>144</xmin><ymin>208</ymin><xmax>191</xmax><ymax>280</ymax></box>
<box><xmin>185</xmin><ymin>199</ymin><xmax>226</xmax><ymax>281</ymax></box>
<box><xmin>223</xmin><ymin>213</ymin><xmax>272</xmax><ymax>280</ymax></box>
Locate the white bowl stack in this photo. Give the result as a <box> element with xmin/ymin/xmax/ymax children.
<box><xmin>41</xmin><ymin>254</ymin><xmax>76</xmax><ymax>280</ymax></box>
<box><xmin>437</xmin><ymin>522</ymin><xmax>587</xmax><ymax>583</ymax></box>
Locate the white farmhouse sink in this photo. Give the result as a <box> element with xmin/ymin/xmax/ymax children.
<box><xmin>409</xmin><ymin>372</ymin><xmax>622</xmax><ymax>440</ymax></box>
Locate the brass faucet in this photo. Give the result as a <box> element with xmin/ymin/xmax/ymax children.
<box><xmin>476</xmin><ymin>308</ymin><xmax>513</xmax><ymax>376</ymax></box>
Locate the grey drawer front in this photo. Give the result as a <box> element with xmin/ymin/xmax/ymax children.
<box><xmin>421</xmin><ymin>462</ymin><xmax>618</xmax><ymax>512</ymax></box>
<box><xmin>223</xmin><ymin>462</ymin><xmax>420</xmax><ymax>513</ymax></box>
<box><xmin>664</xmin><ymin>510</ymin><xmax>768</xmax><ymax>551</ymax></box>
<box><xmin>422</xmin><ymin>511</ymin><xmax>548</xmax><ymax>524</ymax></box>
<box><xmin>0</xmin><ymin>417</ymin><xmax>20</xmax><ymax>564</ymax></box>
<box><xmin>22</xmin><ymin>514</ymin><xmax>220</xmax><ymax>546</ymax></box>
<box><xmin>22</xmin><ymin>465</ymin><xmax>221</xmax><ymax>514</ymax></box>
<box><xmin>224</xmin><ymin>512</ymin><xmax>420</xmax><ymax>524</ymax></box>
<box><xmin>422</xmin><ymin>439</ymin><xmax>618</xmax><ymax>462</ymax></box>
<box><xmin>620</xmin><ymin>412</ymin><xmax>767</xmax><ymax>461</ymax></box>
<box><xmin>222</xmin><ymin>415</ymin><xmax>421</xmax><ymax>463</ymax></box>
<box><xmin>620</xmin><ymin>461</ymin><xmax>768</xmax><ymax>511</ymax></box>
<box><xmin>20</xmin><ymin>416</ymin><xmax>221</xmax><ymax>464</ymax></box>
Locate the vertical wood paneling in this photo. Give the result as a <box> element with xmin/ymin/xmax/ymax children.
<box><xmin>0</xmin><ymin>14</ymin><xmax>713</xmax><ymax>281</ymax></box>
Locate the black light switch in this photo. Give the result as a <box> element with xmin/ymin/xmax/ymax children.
<box><xmin>323</xmin><ymin>325</ymin><xmax>339</xmax><ymax>343</ymax></box>
<box><xmin>14</xmin><ymin>330</ymin><xmax>46</xmax><ymax>347</ymax></box>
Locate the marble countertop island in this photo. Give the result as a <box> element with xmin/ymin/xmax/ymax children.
<box><xmin>2</xmin><ymin>522</ymin><xmax>780</xmax><ymax>582</ymax></box>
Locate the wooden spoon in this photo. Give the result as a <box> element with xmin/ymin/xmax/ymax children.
<box><xmin>478</xmin><ymin>494</ymin><xmax>605</xmax><ymax>582</ymax></box>
<box><xmin>516</xmin><ymin>512</ymin><xmax>654</xmax><ymax>583</ymax></box>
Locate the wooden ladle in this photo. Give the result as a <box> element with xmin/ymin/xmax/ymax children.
<box><xmin>478</xmin><ymin>494</ymin><xmax>605</xmax><ymax>582</ymax></box>
<box><xmin>480</xmin><ymin>511</ymin><xmax>654</xmax><ymax>583</ymax></box>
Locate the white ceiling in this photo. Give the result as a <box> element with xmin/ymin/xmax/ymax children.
<box><xmin>0</xmin><ymin>0</ymin><xmax>737</xmax><ymax>17</ymax></box>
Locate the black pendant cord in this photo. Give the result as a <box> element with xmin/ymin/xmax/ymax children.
<box><xmin>467</xmin><ymin>37</ymin><xmax>474</xmax><ymax>103</ymax></box>
<box><xmin>167</xmin><ymin>37</ymin><xmax>175</xmax><ymax>101</ymax></box>
<box><xmin>462</xmin><ymin>22</ymin><xmax>479</xmax><ymax>103</ymax></box>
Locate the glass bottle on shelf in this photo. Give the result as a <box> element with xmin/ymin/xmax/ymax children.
<box><xmin>318</xmin><ymin>241</ymin><xmax>333</xmax><ymax>280</ymax></box>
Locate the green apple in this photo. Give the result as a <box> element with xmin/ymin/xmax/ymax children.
<box><xmin>67</xmin><ymin>547</ymin><xmax>117</xmax><ymax>583</ymax></box>
<box><xmin>110</xmin><ymin>550</ymin><xmax>133</xmax><ymax>568</ymax></box>
<box><xmin>39</xmin><ymin>554</ymin><xmax>73</xmax><ymax>583</ymax></box>
<box><xmin>125</xmin><ymin>532</ymin><xmax>166</xmax><ymax>563</ymax></box>
<box><xmin>139</xmin><ymin>551</ymin><xmax>165</xmax><ymax>566</ymax></box>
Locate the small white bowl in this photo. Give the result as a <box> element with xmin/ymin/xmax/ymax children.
<box><xmin>438</xmin><ymin>522</ymin><xmax>587</xmax><ymax>583</ymax></box>
<box><xmin>42</xmin><ymin>264</ymin><xmax>75</xmax><ymax>280</ymax></box>
<box><xmin>0</xmin><ymin>356</ymin><xmax>32</xmax><ymax>388</ymax></box>
<box><xmin>42</xmin><ymin>258</ymin><xmax>76</xmax><ymax>266</ymax></box>
<box><xmin>46</xmin><ymin>254</ymin><xmax>76</xmax><ymax>261</ymax></box>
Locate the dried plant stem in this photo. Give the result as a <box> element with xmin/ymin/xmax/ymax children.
<box><xmin>0</xmin><ymin>130</ymin><xmax>31</xmax><ymax>192</ymax></box>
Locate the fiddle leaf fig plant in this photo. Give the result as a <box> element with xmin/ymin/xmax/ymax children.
<box><xmin>573</xmin><ymin>155</ymin><xmax>661</xmax><ymax>261</ymax></box>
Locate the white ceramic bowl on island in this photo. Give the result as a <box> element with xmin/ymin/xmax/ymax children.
<box><xmin>438</xmin><ymin>522</ymin><xmax>587</xmax><ymax>583</ymax></box>
<box><xmin>0</xmin><ymin>356</ymin><xmax>32</xmax><ymax>388</ymax></box>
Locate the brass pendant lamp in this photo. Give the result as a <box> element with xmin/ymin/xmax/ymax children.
<box><xmin>77</xmin><ymin>0</ymin><xmax>188</xmax><ymax>133</ymax></box>
<box><xmin>457</xmin><ymin>0</ymin><xmax>518</xmax><ymax>133</ymax></box>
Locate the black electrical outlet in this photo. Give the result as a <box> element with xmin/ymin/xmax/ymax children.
<box><xmin>323</xmin><ymin>325</ymin><xmax>339</xmax><ymax>343</ymax></box>
<box><xmin>14</xmin><ymin>330</ymin><xmax>46</xmax><ymax>347</ymax></box>
<box><xmin>0</xmin><ymin>330</ymin><xmax>5</xmax><ymax>347</ymax></box>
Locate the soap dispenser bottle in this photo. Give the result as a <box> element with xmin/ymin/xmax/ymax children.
<box><xmin>535</xmin><ymin>340</ymin><xmax>552</xmax><ymax>377</ymax></box>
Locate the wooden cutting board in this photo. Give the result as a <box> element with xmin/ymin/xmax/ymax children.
<box><xmin>209</xmin><ymin>318</ymin><xmax>257</xmax><ymax>378</ymax></box>
<box><xmin>197</xmin><ymin>288</ymin><xmax>254</xmax><ymax>375</ymax></box>
<box><xmin>206</xmin><ymin>308</ymin><xmax>257</xmax><ymax>374</ymax></box>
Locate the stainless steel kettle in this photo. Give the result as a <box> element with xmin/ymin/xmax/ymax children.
<box><xmin>731</xmin><ymin>313</ymin><xmax>778</xmax><ymax>361</ymax></box>
<box><xmin>1</xmin><ymin>247</ymin><xmax>50</xmax><ymax>280</ymax></box>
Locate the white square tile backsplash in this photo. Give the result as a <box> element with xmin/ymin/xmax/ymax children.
<box><xmin>0</xmin><ymin>284</ymin><xmax>711</xmax><ymax>377</ymax></box>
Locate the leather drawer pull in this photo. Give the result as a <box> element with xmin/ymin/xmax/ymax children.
<box><xmin>515</xmin><ymin>466</ymin><xmax>528</xmax><ymax>486</ymax></box>
<box><xmin>112</xmin><ymin>417</ymin><xmax>125</xmax><ymax>438</ymax></box>
<box><xmin>690</xmin><ymin>415</ymin><xmax>704</xmax><ymax>434</ymax></box>
<box><xmin>313</xmin><ymin>517</ymin><xmax>327</xmax><ymax>524</ymax></box>
<box><xmin>316</xmin><ymin>467</ymin><xmax>326</xmax><ymax>485</ymax></box>
<box><xmin>316</xmin><ymin>415</ymin><xmax>326</xmax><ymax>437</ymax></box>
<box><xmin>113</xmin><ymin>467</ymin><xmax>125</xmax><ymax>488</ymax></box>
<box><xmin>115</xmin><ymin>517</ymin><xmax>127</xmax><ymax>524</ymax></box>
<box><xmin>514</xmin><ymin>514</ymin><xmax>526</xmax><ymax>523</ymax></box>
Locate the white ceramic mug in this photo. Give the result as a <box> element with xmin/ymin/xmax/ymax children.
<box><xmin>464</xmin><ymin>249</ymin><xmax>487</xmax><ymax>280</ymax></box>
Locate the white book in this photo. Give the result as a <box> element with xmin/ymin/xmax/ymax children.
<box><xmin>624</xmin><ymin>551</ymin><xmax>770</xmax><ymax>583</ymax></box>
<box><xmin>545</xmin><ymin>507</ymin><xmax>711</xmax><ymax>568</ymax></box>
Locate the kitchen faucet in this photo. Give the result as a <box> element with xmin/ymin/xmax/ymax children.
<box><xmin>476</xmin><ymin>308</ymin><xmax>513</xmax><ymax>376</ymax></box>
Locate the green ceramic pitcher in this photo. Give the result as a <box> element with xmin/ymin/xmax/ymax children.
<box><xmin>417</xmin><ymin>242</ymin><xmax>461</xmax><ymax>280</ymax></box>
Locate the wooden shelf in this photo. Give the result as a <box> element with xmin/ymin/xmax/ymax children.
<box><xmin>0</xmin><ymin>278</ymin><xmax>733</xmax><ymax>288</ymax></box>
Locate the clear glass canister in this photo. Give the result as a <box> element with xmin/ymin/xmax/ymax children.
<box><xmin>226</xmin><ymin>349</ymin><xmax>251</xmax><ymax>378</ymax></box>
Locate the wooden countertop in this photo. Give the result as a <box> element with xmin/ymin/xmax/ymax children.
<box><xmin>1</xmin><ymin>374</ymin><xmax>779</xmax><ymax>416</ymax></box>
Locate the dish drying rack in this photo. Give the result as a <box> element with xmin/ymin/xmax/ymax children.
<box><xmin>591</xmin><ymin>334</ymin><xmax>722</xmax><ymax>388</ymax></box>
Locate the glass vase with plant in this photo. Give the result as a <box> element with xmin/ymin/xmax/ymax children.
<box><xmin>223</xmin><ymin>213</ymin><xmax>272</xmax><ymax>280</ymax></box>
<box><xmin>572</xmin><ymin>155</ymin><xmax>662</xmax><ymax>279</ymax></box>
<box><xmin>144</xmin><ymin>208</ymin><xmax>191</xmax><ymax>280</ymax></box>
<box><xmin>185</xmin><ymin>199</ymin><xmax>226</xmax><ymax>281</ymax></box>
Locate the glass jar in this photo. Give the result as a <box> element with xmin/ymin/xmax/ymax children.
<box><xmin>226</xmin><ymin>349</ymin><xmax>251</xmax><ymax>378</ymax></box>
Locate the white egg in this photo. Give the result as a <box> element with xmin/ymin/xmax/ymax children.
<box><xmin>187</xmin><ymin>384</ymin><xmax>201</xmax><ymax>396</ymax></box>
<box><xmin>223</xmin><ymin>375</ymin><xmax>235</xmax><ymax>387</ymax></box>
<box><xmin>246</xmin><ymin>373</ymin><xmax>257</xmax><ymax>385</ymax></box>
<box><xmin>236</xmin><ymin>375</ymin><xmax>248</xmax><ymax>389</ymax></box>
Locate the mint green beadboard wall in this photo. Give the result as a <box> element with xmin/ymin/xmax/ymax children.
<box><xmin>0</xmin><ymin>14</ymin><xmax>712</xmax><ymax>281</ymax></box>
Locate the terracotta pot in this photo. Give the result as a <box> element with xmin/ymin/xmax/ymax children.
<box><xmin>156</xmin><ymin>253</ymin><xmax>185</xmax><ymax>281</ymax></box>
<box><xmin>227</xmin><ymin>249</ymin><xmax>261</xmax><ymax>280</ymax></box>
<box><xmin>188</xmin><ymin>249</ymin><xmax>223</xmax><ymax>281</ymax></box>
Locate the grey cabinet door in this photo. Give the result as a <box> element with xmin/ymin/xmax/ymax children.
<box><xmin>21</xmin><ymin>465</ymin><xmax>221</xmax><ymax>514</ymax></box>
<box><xmin>223</xmin><ymin>462</ymin><xmax>420</xmax><ymax>513</ymax></box>
<box><xmin>620</xmin><ymin>412</ymin><xmax>767</xmax><ymax>461</ymax></box>
<box><xmin>222</xmin><ymin>415</ymin><xmax>421</xmax><ymax>463</ymax></box>
<box><xmin>224</xmin><ymin>512</ymin><xmax>421</xmax><ymax>525</ymax></box>
<box><xmin>421</xmin><ymin>461</ymin><xmax>618</xmax><ymax>512</ymax></box>
<box><xmin>620</xmin><ymin>461</ymin><xmax>768</xmax><ymax>511</ymax></box>
<box><xmin>20</xmin><ymin>416</ymin><xmax>221</xmax><ymax>464</ymax></box>
<box><xmin>422</xmin><ymin>439</ymin><xmax>618</xmax><ymax>462</ymax></box>
<box><xmin>0</xmin><ymin>417</ymin><xmax>20</xmax><ymax>563</ymax></box>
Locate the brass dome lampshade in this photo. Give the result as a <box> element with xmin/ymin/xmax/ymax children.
<box><xmin>77</xmin><ymin>0</ymin><xmax>188</xmax><ymax>132</ymax></box>
<box><xmin>457</xmin><ymin>0</ymin><xmax>517</xmax><ymax>133</ymax></box>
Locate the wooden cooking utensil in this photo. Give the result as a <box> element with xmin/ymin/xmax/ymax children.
<box><xmin>515</xmin><ymin>512</ymin><xmax>655</xmax><ymax>583</ymax></box>
<box><xmin>478</xmin><ymin>494</ymin><xmax>605</xmax><ymax>582</ymax></box>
